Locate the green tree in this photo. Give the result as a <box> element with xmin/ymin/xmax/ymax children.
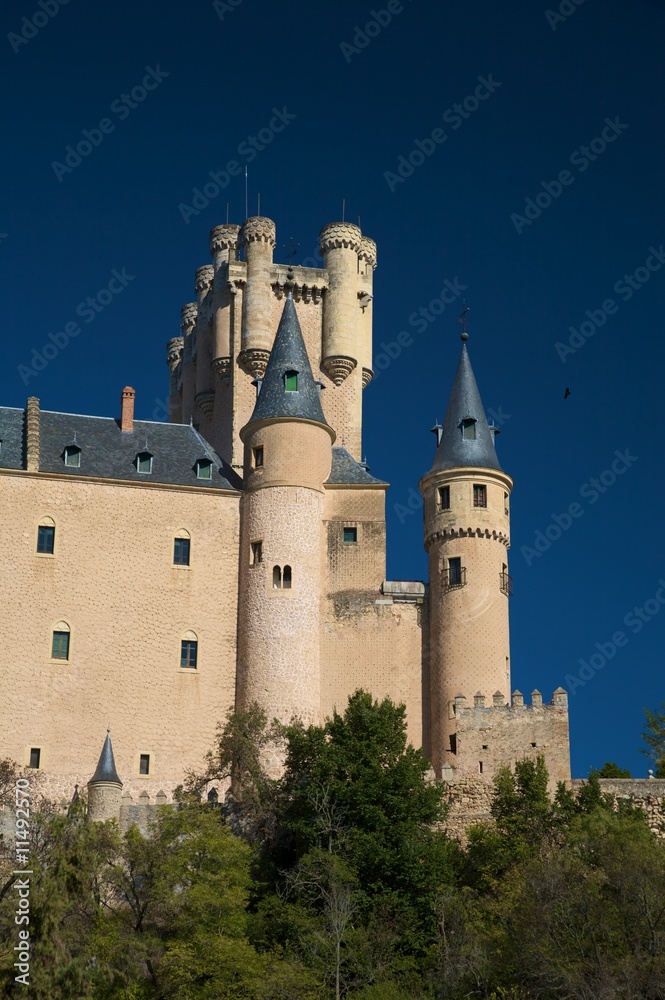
<box><xmin>642</xmin><ymin>703</ymin><xmax>665</xmax><ymax>777</ymax></box>
<box><xmin>592</xmin><ymin>760</ymin><xmax>632</xmax><ymax>778</ymax></box>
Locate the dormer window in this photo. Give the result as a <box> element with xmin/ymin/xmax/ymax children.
<box><xmin>196</xmin><ymin>459</ymin><xmax>213</xmax><ymax>480</ymax></box>
<box><xmin>284</xmin><ymin>370</ymin><xmax>298</xmax><ymax>392</ymax></box>
<box><xmin>135</xmin><ymin>451</ymin><xmax>153</xmax><ymax>474</ymax></box>
<box><xmin>461</xmin><ymin>418</ymin><xmax>477</xmax><ymax>440</ymax></box>
<box><xmin>64</xmin><ymin>446</ymin><xmax>81</xmax><ymax>467</ymax></box>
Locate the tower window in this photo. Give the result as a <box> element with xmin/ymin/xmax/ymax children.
<box><xmin>473</xmin><ymin>484</ymin><xmax>487</xmax><ymax>508</ymax></box>
<box><xmin>504</xmin><ymin>492</ymin><xmax>509</xmax><ymax>515</ymax></box>
<box><xmin>252</xmin><ymin>446</ymin><xmax>264</xmax><ymax>468</ymax></box>
<box><xmin>444</xmin><ymin>557</ymin><xmax>466</xmax><ymax>590</ymax></box>
<box><xmin>283</xmin><ymin>565</ymin><xmax>292</xmax><ymax>589</ymax></box>
<box><xmin>180</xmin><ymin>639</ymin><xmax>198</xmax><ymax>669</ymax></box>
<box><xmin>479</xmin><ymin>761</ymin><xmax>484</xmax><ymax>774</ymax></box>
<box><xmin>461</xmin><ymin>418</ymin><xmax>476</xmax><ymax>440</ymax></box>
<box><xmin>29</xmin><ymin>748</ymin><xmax>41</xmax><ymax>769</ymax></box>
<box><xmin>438</xmin><ymin>486</ymin><xmax>450</xmax><ymax>510</ymax></box>
<box><xmin>136</xmin><ymin>451</ymin><xmax>153</xmax><ymax>474</ymax></box>
<box><xmin>51</xmin><ymin>629</ymin><xmax>70</xmax><ymax>660</ymax></box>
<box><xmin>196</xmin><ymin>459</ymin><xmax>213</xmax><ymax>480</ymax></box>
<box><xmin>273</xmin><ymin>565</ymin><xmax>282</xmax><ymax>589</ymax></box>
<box><xmin>173</xmin><ymin>537</ymin><xmax>191</xmax><ymax>565</ymax></box>
<box><xmin>139</xmin><ymin>754</ymin><xmax>150</xmax><ymax>775</ymax></box>
<box><xmin>343</xmin><ymin>527</ymin><xmax>357</xmax><ymax>543</ymax></box>
<box><xmin>449</xmin><ymin>734</ymin><xmax>457</xmax><ymax>755</ymax></box>
<box><xmin>284</xmin><ymin>370</ymin><xmax>298</xmax><ymax>392</ymax></box>
<box><xmin>251</xmin><ymin>541</ymin><xmax>263</xmax><ymax>565</ymax></box>
<box><xmin>64</xmin><ymin>446</ymin><xmax>81</xmax><ymax>467</ymax></box>
<box><xmin>37</xmin><ymin>523</ymin><xmax>55</xmax><ymax>554</ymax></box>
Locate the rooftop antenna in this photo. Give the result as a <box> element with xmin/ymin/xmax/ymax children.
<box><xmin>342</xmin><ymin>198</ymin><xmax>345</xmax><ymax>222</ymax></box>
<box><xmin>226</xmin><ymin>203</ymin><xmax>229</xmax><ymax>224</ymax></box>
<box><xmin>358</xmin><ymin>215</ymin><xmax>361</xmax><ymax>228</ymax></box>
<box><xmin>257</xmin><ymin>192</ymin><xmax>260</xmax><ymax>216</ymax></box>
<box><xmin>283</xmin><ymin>238</ymin><xmax>300</xmax><ymax>265</ymax></box>
<box><xmin>244</xmin><ymin>166</ymin><xmax>248</xmax><ymax>220</ymax></box>
<box><xmin>459</xmin><ymin>302</ymin><xmax>470</xmax><ymax>342</ymax></box>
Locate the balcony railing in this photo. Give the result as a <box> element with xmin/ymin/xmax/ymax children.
<box><xmin>443</xmin><ymin>566</ymin><xmax>466</xmax><ymax>591</ymax></box>
<box><xmin>500</xmin><ymin>571</ymin><xmax>513</xmax><ymax>597</ymax></box>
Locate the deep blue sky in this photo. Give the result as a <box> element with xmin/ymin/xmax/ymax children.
<box><xmin>2</xmin><ymin>0</ymin><xmax>664</xmax><ymax>778</ymax></box>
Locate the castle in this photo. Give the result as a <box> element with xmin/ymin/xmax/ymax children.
<box><xmin>0</xmin><ymin>216</ymin><xmax>574</xmax><ymax>828</ymax></box>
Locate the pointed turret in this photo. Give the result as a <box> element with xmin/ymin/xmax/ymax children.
<box><xmin>87</xmin><ymin>729</ymin><xmax>123</xmax><ymax>822</ymax></box>
<box><xmin>246</xmin><ymin>293</ymin><xmax>329</xmax><ymax>429</ymax></box>
<box><xmin>430</xmin><ymin>344</ymin><xmax>503</xmax><ymax>473</ymax></box>
<box><xmin>89</xmin><ymin>729</ymin><xmax>121</xmax><ymax>785</ymax></box>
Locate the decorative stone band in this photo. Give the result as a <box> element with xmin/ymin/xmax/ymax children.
<box><xmin>239</xmin><ymin>216</ymin><xmax>276</xmax><ymax>247</ymax></box>
<box><xmin>321</xmin><ymin>355</ymin><xmax>357</xmax><ymax>386</ymax></box>
<box><xmin>209</xmin><ymin>224</ymin><xmax>240</xmax><ymax>256</ymax></box>
<box><xmin>195</xmin><ymin>390</ymin><xmax>215</xmax><ymax>417</ymax></box>
<box><xmin>273</xmin><ymin>280</ymin><xmax>324</xmax><ymax>304</ymax></box>
<box><xmin>358</xmin><ymin>235</ymin><xmax>377</xmax><ymax>268</ymax></box>
<box><xmin>166</xmin><ymin>336</ymin><xmax>184</xmax><ymax>371</ymax></box>
<box><xmin>361</xmin><ymin>367</ymin><xmax>374</xmax><ymax>389</ymax></box>
<box><xmin>195</xmin><ymin>264</ymin><xmax>215</xmax><ymax>296</ymax></box>
<box><xmin>26</xmin><ymin>396</ymin><xmax>40</xmax><ymax>473</ymax></box>
<box><xmin>180</xmin><ymin>302</ymin><xmax>198</xmax><ymax>335</ymax></box>
<box><xmin>424</xmin><ymin>526</ymin><xmax>510</xmax><ymax>552</ymax></box>
<box><xmin>237</xmin><ymin>348</ymin><xmax>271</xmax><ymax>380</ymax></box>
<box><xmin>319</xmin><ymin>221</ymin><xmax>362</xmax><ymax>255</ymax></box>
<box><xmin>211</xmin><ymin>356</ymin><xmax>231</xmax><ymax>381</ymax></box>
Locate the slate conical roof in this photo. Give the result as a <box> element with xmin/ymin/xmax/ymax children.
<box><xmin>88</xmin><ymin>730</ymin><xmax>122</xmax><ymax>786</ymax></box>
<box><xmin>247</xmin><ymin>293</ymin><xmax>329</xmax><ymax>428</ymax></box>
<box><xmin>430</xmin><ymin>343</ymin><xmax>504</xmax><ymax>473</ymax></box>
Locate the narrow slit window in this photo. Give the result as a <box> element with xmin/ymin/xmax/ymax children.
<box><xmin>64</xmin><ymin>446</ymin><xmax>81</xmax><ymax>467</ymax></box>
<box><xmin>449</xmin><ymin>734</ymin><xmax>457</xmax><ymax>755</ymax></box>
<box><xmin>29</xmin><ymin>748</ymin><xmax>41</xmax><ymax>769</ymax></box>
<box><xmin>283</xmin><ymin>565</ymin><xmax>292</xmax><ymax>589</ymax></box>
<box><xmin>173</xmin><ymin>537</ymin><xmax>191</xmax><ymax>565</ymax></box>
<box><xmin>438</xmin><ymin>486</ymin><xmax>450</xmax><ymax>510</ymax></box>
<box><xmin>251</xmin><ymin>541</ymin><xmax>263</xmax><ymax>565</ymax></box>
<box><xmin>479</xmin><ymin>761</ymin><xmax>484</xmax><ymax>774</ymax></box>
<box><xmin>252</xmin><ymin>446</ymin><xmax>264</xmax><ymax>468</ymax></box>
<box><xmin>139</xmin><ymin>754</ymin><xmax>150</xmax><ymax>775</ymax></box>
<box><xmin>180</xmin><ymin>639</ymin><xmax>198</xmax><ymax>669</ymax></box>
<box><xmin>473</xmin><ymin>484</ymin><xmax>487</xmax><ymax>508</ymax></box>
<box><xmin>284</xmin><ymin>370</ymin><xmax>298</xmax><ymax>392</ymax></box>
<box><xmin>273</xmin><ymin>565</ymin><xmax>282</xmax><ymax>589</ymax></box>
<box><xmin>37</xmin><ymin>524</ymin><xmax>55</xmax><ymax>554</ymax></box>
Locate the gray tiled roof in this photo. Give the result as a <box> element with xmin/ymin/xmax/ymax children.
<box><xmin>247</xmin><ymin>293</ymin><xmax>329</xmax><ymax>428</ymax></box>
<box><xmin>89</xmin><ymin>731</ymin><xmax>122</xmax><ymax>786</ymax></box>
<box><xmin>430</xmin><ymin>345</ymin><xmax>505</xmax><ymax>473</ymax></box>
<box><xmin>0</xmin><ymin>407</ymin><xmax>242</xmax><ymax>491</ymax></box>
<box><xmin>326</xmin><ymin>447</ymin><xmax>388</xmax><ymax>485</ymax></box>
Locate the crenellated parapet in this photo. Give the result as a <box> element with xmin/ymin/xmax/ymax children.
<box><xmin>210</xmin><ymin>224</ymin><xmax>240</xmax><ymax>268</ymax></box>
<box><xmin>239</xmin><ymin>216</ymin><xmax>276</xmax><ymax>247</ymax></box>
<box><xmin>180</xmin><ymin>302</ymin><xmax>198</xmax><ymax>335</ymax></box>
<box><xmin>319</xmin><ymin>221</ymin><xmax>363</xmax><ymax>254</ymax></box>
<box><xmin>425</xmin><ymin>525</ymin><xmax>510</xmax><ymax>552</ymax></box>
<box><xmin>166</xmin><ymin>336</ymin><xmax>184</xmax><ymax>372</ymax></box>
<box><xmin>358</xmin><ymin>235</ymin><xmax>377</xmax><ymax>269</ymax></box>
<box><xmin>195</xmin><ymin>264</ymin><xmax>215</xmax><ymax>300</ymax></box>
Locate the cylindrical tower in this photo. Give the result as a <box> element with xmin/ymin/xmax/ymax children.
<box><xmin>179</xmin><ymin>302</ymin><xmax>198</xmax><ymax>422</ymax></box>
<box><xmin>237</xmin><ymin>292</ymin><xmax>334</xmax><ymax>769</ymax></box>
<box><xmin>210</xmin><ymin>224</ymin><xmax>240</xmax><ymax>380</ymax></box>
<box><xmin>420</xmin><ymin>340</ymin><xmax>513</xmax><ymax>777</ymax></box>
<box><xmin>87</xmin><ymin>730</ymin><xmax>123</xmax><ymax>823</ymax></box>
<box><xmin>319</xmin><ymin>222</ymin><xmax>362</xmax><ymax>386</ymax></box>
<box><xmin>238</xmin><ymin>216</ymin><xmax>276</xmax><ymax>380</ymax></box>
<box><xmin>194</xmin><ymin>265</ymin><xmax>215</xmax><ymax>419</ymax></box>
<box><xmin>358</xmin><ymin>235</ymin><xmax>377</xmax><ymax>389</ymax></box>
<box><xmin>166</xmin><ymin>336</ymin><xmax>183</xmax><ymax>423</ymax></box>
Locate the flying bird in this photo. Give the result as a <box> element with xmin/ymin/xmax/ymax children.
<box><xmin>564</xmin><ymin>387</ymin><xmax>571</xmax><ymax>399</ymax></box>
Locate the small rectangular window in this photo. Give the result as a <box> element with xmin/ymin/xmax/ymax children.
<box><xmin>479</xmin><ymin>761</ymin><xmax>484</xmax><ymax>774</ymax></box>
<box><xmin>181</xmin><ymin>640</ymin><xmax>198</xmax><ymax>669</ymax></box>
<box><xmin>196</xmin><ymin>460</ymin><xmax>212</xmax><ymax>480</ymax></box>
<box><xmin>37</xmin><ymin>525</ymin><xmax>55</xmax><ymax>554</ymax></box>
<box><xmin>136</xmin><ymin>452</ymin><xmax>153</xmax><ymax>474</ymax></box>
<box><xmin>462</xmin><ymin>419</ymin><xmax>476</xmax><ymax>440</ymax></box>
<box><xmin>449</xmin><ymin>734</ymin><xmax>457</xmax><ymax>755</ymax></box>
<box><xmin>173</xmin><ymin>537</ymin><xmax>190</xmax><ymax>565</ymax></box>
<box><xmin>251</xmin><ymin>541</ymin><xmax>263</xmax><ymax>565</ymax></box>
<box><xmin>285</xmin><ymin>371</ymin><xmax>298</xmax><ymax>392</ymax></box>
<box><xmin>252</xmin><ymin>446</ymin><xmax>264</xmax><ymax>468</ymax></box>
<box><xmin>438</xmin><ymin>486</ymin><xmax>450</xmax><ymax>510</ymax></box>
<box><xmin>473</xmin><ymin>484</ymin><xmax>487</xmax><ymax>508</ymax></box>
<box><xmin>139</xmin><ymin>754</ymin><xmax>150</xmax><ymax>775</ymax></box>
<box><xmin>448</xmin><ymin>557</ymin><xmax>462</xmax><ymax>586</ymax></box>
<box><xmin>29</xmin><ymin>748</ymin><xmax>41</xmax><ymax>769</ymax></box>
<box><xmin>64</xmin><ymin>446</ymin><xmax>81</xmax><ymax>467</ymax></box>
<box><xmin>51</xmin><ymin>631</ymin><xmax>70</xmax><ymax>660</ymax></box>
<box><xmin>343</xmin><ymin>527</ymin><xmax>357</xmax><ymax>544</ymax></box>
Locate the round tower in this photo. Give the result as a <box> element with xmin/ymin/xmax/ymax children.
<box><xmin>179</xmin><ymin>302</ymin><xmax>198</xmax><ymax>421</ymax></box>
<box><xmin>420</xmin><ymin>336</ymin><xmax>513</xmax><ymax>778</ymax></box>
<box><xmin>87</xmin><ymin>729</ymin><xmax>123</xmax><ymax>822</ymax></box>
<box><xmin>358</xmin><ymin>235</ymin><xmax>377</xmax><ymax>389</ymax></box>
<box><xmin>319</xmin><ymin>222</ymin><xmax>362</xmax><ymax>386</ymax></box>
<box><xmin>210</xmin><ymin>224</ymin><xmax>240</xmax><ymax>381</ymax></box>
<box><xmin>238</xmin><ymin>216</ymin><xmax>276</xmax><ymax>380</ymax></box>
<box><xmin>194</xmin><ymin>265</ymin><xmax>215</xmax><ymax>418</ymax></box>
<box><xmin>237</xmin><ymin>290</ymin><xmax>334</xmax><ymax>765</ymax></box>
<box><xmin>166</xmin><ymin>336</ymin><xmax>183</xmax><ymax>422</ymax></box>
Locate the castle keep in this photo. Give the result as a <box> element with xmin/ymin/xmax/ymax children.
<box><xmin>0</xmin><ymin>216</ymin><xmax>572</xmax><ymax>823</ymax></box>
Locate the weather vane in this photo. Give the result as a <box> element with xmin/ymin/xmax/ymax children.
<box><xmin>458</xmin><ymin>302</ymin><xmax>470</xmax><ymax>341</ymax></box>
<box><xmin>283</xmin><ymin>238</ymin><xmax>300</xmax><ymax>266</ymax></box>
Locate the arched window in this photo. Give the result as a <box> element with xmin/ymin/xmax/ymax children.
<box><xmin>273</xmin><ymin>565</ymin><xmax>282</xmax><ymax>589</ymax></box>
<box><xmin>51</xmin><ymin>621</ymin><xmax>71</xmax><ymax>660</ymax></box>
<box><xmin>173</xmin><ymin>529</ymin><xmax>191</xmax><ymax>566</ymax></box>
<box><xmin>37</xmin><ymin>516</ymin><xmax>56</xmax><ymax>554</ymax></box>
<box><xmin>283</xmin><ymin>565</ymin><xmax>292</xmax><ymax>589</ymax></box>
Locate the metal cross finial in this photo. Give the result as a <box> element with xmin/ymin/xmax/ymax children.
<box><xmin>283</xmin><ymin>239</ymin><xmax>300</xmax><ymax>265</ymax></box>
<box><xmin>459</xmin><ymin>302</ymin><xmax>470</xmax><ymax>341</ymax></box>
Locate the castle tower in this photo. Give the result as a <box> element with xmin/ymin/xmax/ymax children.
<box><xmin>237</xmin><ymin>216</ymin><xmax>276</xmax><ymax>380</ymax></box>
<box><xmin>420</xmin><ymin>334</ymin><xmax>513</xmax><ymax>778</ymax></box>
<box><xmin>236</xmin><ymin>288</ymin><xmax>335</xmax><ymax>761</ymax></box>
<box><xmin>87</xmin><ymin>730</ymin><xmax>123</xmax><ymax>822</ymax></box>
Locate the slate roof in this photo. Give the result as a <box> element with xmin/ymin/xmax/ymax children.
<box><xmin>430</xmin><ymin>344</ymin><xmax>505</xmax><ymax>473</ymax></box>
<box><xmin>247</xmin><ymin>293</ymin><xmax>329</xmax><ymax>428</ymax></box>
<box><xmin>89</xmin><ymin>731</ymin><xmax>122</xmax><ymax>786</ymax></box>
<box><xmin>326</xmin><ymin>447</ymin><xmax>387</xmax><ymax>486</ymax></box>
<box><xmin>0</xmin><ymin>407</ymin><xmax>242</xmax><ymax>491</ymax></box>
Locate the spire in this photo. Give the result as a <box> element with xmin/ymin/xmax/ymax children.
<box><xmin>430</xmin><ymin>343</ymin><xmax>504</xmax><ymax>473</ymax></box>
<box><xmin>246</xmin><ymin>293</ymin><xmax>329</xmax><ymax>428</ymax></box>
<box><xmin>88</xmin><ymin>729</ymin><xmax>122</xmax><ymax>786</ymax></box>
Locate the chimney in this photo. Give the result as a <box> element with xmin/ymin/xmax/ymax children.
<box><xmin>120</xmin><ymin>386</ymin><xmax>135</xmax><ymax>432</ymax></box>
<box><xmin>26</xmin><ymin>396</ymin><xmax>40</xmax><ymax>472</ymax></box>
